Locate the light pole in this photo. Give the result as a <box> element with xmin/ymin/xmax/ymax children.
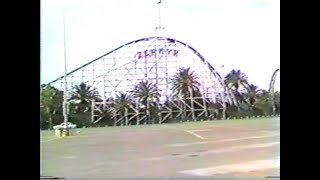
<box><xmin>62</xmin><ymin>8</ymin><xmax>69</xmax><ymax>136</ymax></box>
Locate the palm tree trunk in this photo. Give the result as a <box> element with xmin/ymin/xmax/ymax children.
<box><xmin>249</xmin><ymin>97</ymin><xmax>255</xmax><ymax>111</ymax></box>
<box><xmin>183</xmin><ymin>96</ymin><xmax>187</xmax><ymax>121</ymax></box>
<box><xmin>91</xmin><ymin>99</ymin><xmax>95</xmax><ymax>123</ymax></box>
<box><xmin>46</xmin><ymin>107</ymin><xmax>53</xmax><ymax>130</ymax></box>
<box><xmin>222</xmin><ymin>104</ymin><xmax>226</xmax><ymax>120</ymax></box>
<box><xmin>271</xmin><ymin>96</ymin><xmax>276</xmax><ymax>115</ymax></box>
<box><xmin>221</xmin><ymin>87</ymin><xmax>227</xmax><ymax>120</ymax></box>
<box><xmin>125</xmin><ymin>107</ymin><xmax>129</xmax><ymax>126</ymax></box>
<box><xmin>113</xmin><ymin>110</ymin><xmax>117</xmax><ymax>127</ymax></box>
<box><xmin>272</xmin><ymin>104</ymin><xmax>276</xmax><ymax>114</ymax></box>
<box><xmin>146</xmin><ymin>100</ymin><xmax>151</xmax><ymax>124</ymax></box>
<box><xmin>136</xmin><ymin>101</ymin><xmax>140</xmax><ymax>125</ymax></box>
<box><xmin>234</xmin><ymin>90</ymin><xmax>242</xmax><ymax>112</ymax></box>
<box><xmin>49</xmin><ymin>116</ymin><xmax>53</xmax><ymax>130</ymax></box>
<box><xmin>190</xmin><ymin>88</ymin><xmax>195</xmax><ymax>120</ymax></box>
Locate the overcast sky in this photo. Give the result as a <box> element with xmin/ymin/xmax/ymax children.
<box><xmin>40</xmin><ymin>0</ymin><xmax>280</xmax><ymax>91</ymax></box>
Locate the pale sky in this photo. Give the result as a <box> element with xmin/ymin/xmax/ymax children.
<box><xmin>40</xmin><ymin>0</ymin><xmax>280</xmax><ymax>91</ymax></box>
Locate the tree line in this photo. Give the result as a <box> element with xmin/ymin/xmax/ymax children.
<box><xmin>40</xmin><ymin>68</ymin><xmax>280</xmax><ymax>130</ymax></box>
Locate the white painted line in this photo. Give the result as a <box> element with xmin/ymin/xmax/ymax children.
<box><xmin>170</xmin><ymin>133</ymin><xmax>279</xmax><ymax>147</ymax></box>
<box><xmin>180</xmin><ymin>156</ymin><xmax>280</xmax><ymax>176</ymax></box>
<box><xmin>190</xmin><ymin>128</ymin><xmax>214</xmax><ymax>132</ymax></box>
<box><xmin>165</xmin><ymin>126</ymin><xmax>206</xmax><ymax>140</ymax></box>
<box><xmin>60</xmin><ymin>155</ymin><xmax>78</xmax><ymax>159</ymax></box>
<box><xmin>143</xmin><ymin>142</ymin><xmax>279</xmax><ymax>161</ymax></box>
<box><xmin>185</xmin><ymin>130</ymin><xmax>206</xmax><ymax>140</ymax></box>
<box><xmin>189</xmin><ymin>126</ymin><xmax>248</xmax><ymax>132</ymax></box>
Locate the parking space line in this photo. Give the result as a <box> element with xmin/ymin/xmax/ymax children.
<box><xmin>185</xmin><ymin>130</ymin><xmax>206</xmax><ymax>140</ymax></box>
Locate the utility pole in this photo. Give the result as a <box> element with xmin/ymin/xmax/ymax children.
<box><xmin>62</xmin><ymin>8</ymin><xmax>69</xmax><ymax>136</ymax></box>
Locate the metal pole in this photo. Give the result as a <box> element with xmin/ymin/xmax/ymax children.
<box><xmin>155</xmin><ymin>0</ymin><xmax>164</xmax><ymax>36</ymax></box>
<box><xmin>157</xmin><ymin>1</ymin><xmax>161</xmax><ymax>31</ymax></box>
<box><xmin>62</xmin><ymin>8</ymin><xmax>69</xmax><ymax>134</ymax></box>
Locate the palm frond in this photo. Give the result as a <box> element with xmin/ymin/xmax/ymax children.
<box><xmin>169</xmin><ymin>67</ymin><xmax>200</xmax><ymax>98</ymax></box>
<box><xmin>132</xmin><ymin>80</ymin><xmax>161</xmax><ymax>103</ymax></box>
<box><xmin>69</xmin><ymin>82</ymin><xmax>101</xmax><ymax>103</ymax></box>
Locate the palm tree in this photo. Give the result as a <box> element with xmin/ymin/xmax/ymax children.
<box><xmin>114</xmin><ymin>93</ymin><xmax>133</xmax><ymax>111</ymax></box>
<box><xmin>243</xmin><ymin>84</ymin><xmax>262</xmax><ymax>109</ymax></box>
<box><xmin>170</xmin><ymin>67</ymin><xmax>201</xmax><ymax>120</ymax></box>
<box><xmin>170</xmin><ymin>67</ymin><xmax>200</xmax><ymax>97</ymax></box>
<box><xmin>132</xmin><ymin>80</ymin><xmax>161</xmax><ymax>124</ymax></box>
<box><xmin>69</xmin><ymin>82</ymin><xmax>100</xmax><ymax>112</ymax></box>
<box><xmin>273</xmin><ymin>91</ymin><xmax>280</xmax><ymax>114</ymax></box>
<box><xmin>224</xmin><ymin>69</ymin><xmax>248</xmax><ymax>110</ymax></box>
<box><xmin>113</xmin><ymin>93</ymin><xmax>134</xmax><ymax>126</ymax></box>
<box><xmin>224</xmin><ymin>69</ymin><xmax>248</xmax><ymax>91</ymax></box>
